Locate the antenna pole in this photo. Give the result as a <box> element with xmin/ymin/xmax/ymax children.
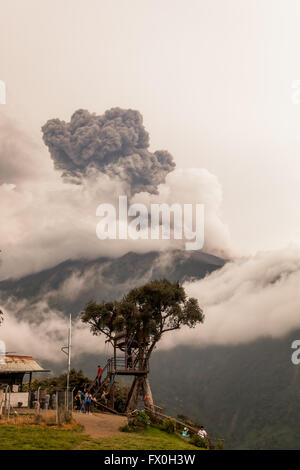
<box><xmin>61</xmin><ymin>314</ymin><xmax>72</xmax><ymax>412</ymax></box>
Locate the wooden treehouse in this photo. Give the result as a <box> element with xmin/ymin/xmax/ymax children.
<box><xmin>89</xmin><ymin>331</ymin><xmax>154</xmax><ymax>413</ymax></box>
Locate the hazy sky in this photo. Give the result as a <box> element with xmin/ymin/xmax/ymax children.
<box><xmin>1</xmin><ymin>0</ymin><xmax>300</xmax><ymax>254</ymax></box>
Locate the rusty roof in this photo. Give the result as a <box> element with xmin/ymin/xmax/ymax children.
<box><xmin>0</xmin><ymin>355</ymin><xmax>49</xmax><ymax>373</ymax></box>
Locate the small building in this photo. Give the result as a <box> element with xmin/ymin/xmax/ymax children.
<box><xmin>0</xmin><ymin>354</ymin><xmax>50</xmax><ymax>392</ymax></box>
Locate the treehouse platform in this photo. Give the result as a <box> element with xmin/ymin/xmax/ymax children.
<box><xmin>107</xmin><ymin>357</ymin><xmax>149</xmax><ymax>376</ymax></box>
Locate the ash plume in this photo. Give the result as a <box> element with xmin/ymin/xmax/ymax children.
<box><xmin>42</xmin><ymin>107</ymin><xmax>175</xmax><ymax>194</ymax></box>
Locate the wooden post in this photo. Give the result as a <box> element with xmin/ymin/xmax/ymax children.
<box><xmin>126</xmin><ymin>376</ymin><xmax>139</xmax><ymax>411</ymax></box>
<box><xmin>108</xmin><ymin>380</ymin><xmax>115</xmax><ymax>409</ymax></box>
<box><xmin>28</xmin><ymin>372</ymin><xmax>32</xmax><ymax>391</ymax></box>
<box><xmin>126</xmin><ymin>375</ymin><xmax>154</xmax><ymax>412</ymax></box>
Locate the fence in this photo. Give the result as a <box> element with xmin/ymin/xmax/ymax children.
<box><xmin>0</xmin><ymin>386</ymin><xmax>20</xmax><ymax>422</ymax></box>
<box><xmin>55</xmin><ymin>390</ymin><xmax>73</xmax><ymax>425</ymax></box>
<box><xmin>0</xmin><ymin>386</ymin><xmax>74</xmax><ymax>425</ymax></box>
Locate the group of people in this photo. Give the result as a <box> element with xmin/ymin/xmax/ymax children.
<box><xmin>74</xmin><ymin>364</ymin><xmax>110</xmax><ymax>414</ymax></box>
<box><xmin>74</xmin><ymin>390</ymin><xmax>95</xmax><ymax>414</ymax></box>
<box><xmin>182</xmin><ymin>425</ymin><xmax>208</xmax><ymax>440</ymax></box>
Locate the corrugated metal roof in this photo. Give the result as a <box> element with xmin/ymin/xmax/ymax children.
<box><xmin>0</xmin><ymin>355</ymin><xmax>48</xmax><ymax>373</ymax></box>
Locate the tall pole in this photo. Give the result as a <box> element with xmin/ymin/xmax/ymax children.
<box><xmin>61</xmin><ymin>314</ymin><xmax>72</xmax><ymax>411</ymax></box>
<box><xmin>67</xmin><ymin>314</ymin><xmax>72</xmax><ymax>397</ymax></box>
<box><xmin>67</xmin><ymin>314</ymin><xmax>72</xmax><ymax>410</ymax></box>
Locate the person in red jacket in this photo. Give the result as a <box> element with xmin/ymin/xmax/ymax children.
<box><xmin>97</xmin><ymin>365</ymin><xmax>103</xmax><ymax>385</ymax></box>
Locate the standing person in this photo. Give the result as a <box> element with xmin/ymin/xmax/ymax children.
<box><xmin>75</xmin><ymin>391</ymin><xmax>81</xmax><ymax>411</ymax></box>
<box><xmin>197</xmin><ymin>426</ymin><xmax>208</xmax><ymax>439</ymax></box>
<box><xmin>80</xmin><ymin>390</ymin><xmax>86</xmax><ymax>413</ymax></box>
<box><xmin>101</xmin><ymin>390</ymin><xmax>108</xmax><ymax>406</ymax></box>
<box><xmin>86</xmin><ymin>392</ymin><xmax>92</xmax><ymax>414</ymax></box>
<box><xmin>45</xmin><ymin>393</ymin><xmax>50</xmax><ymax>410</ymax></box>
<box><xmin>97</xmin><ymin>365</ymin><xmax>103</xmax><ymax>385</ymax></box>
<box><xmin>127</xmin><ymin>349</ymin><xmax>133</xmax><ymax>370</ymax></box>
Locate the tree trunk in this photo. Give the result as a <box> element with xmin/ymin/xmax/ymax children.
<box><xmin>142</xmin><ymin>377</ymin><xmax>154</xmax><ymax>411</ymax></box>
<box><xmin>126</xmin><ymin>375</ymin><xmax>154</xmax><ymax>412</ymax></box>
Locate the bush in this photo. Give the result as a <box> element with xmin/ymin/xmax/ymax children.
<box><xmin>120</xmin><ymin>424</ymin><xmax>136</xmax><ymax>433</ymax></box>
<box><xmin>145</xmin><ymin>410</ymin><xmax>160</xmax><ymax>425</ymax></box>
<box><xmin>163</xmin><ymin>418</ymin><xmax>176</xmax><ymax>434</ymax></box>
<box><xmin>134</xmin><ymin>410</ymin><xmax>150</xmax><ymax>428</ymax></box>
<box><xmin>127</xmin><ymin>410</ymin><xmax>150</xmax><ymax>431</ymax></box>
<box><xmin>190</xmin><ymin>434</ymin><xmax>209</xmax><ymax>449</ymax></box>
<box><xmin>114</xmin><ymin>382</ymin><xmax>130</xmax><ymax>413</ymax></box>
<box><xmin>216</xmin><ymin>440</ymin><xmax>224</xmax><ymax>450</ymax></box>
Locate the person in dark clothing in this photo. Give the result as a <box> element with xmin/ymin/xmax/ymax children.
<box><xmin>80</xmin><ymin>390</ymin><xmax>86</xmax><ymax>413</ymax></box>
<box><xmin>86</xmin><ymin>393</ymin><xmax>93</xmax><ymax>414</ymax></box>
<box><xmin>75</xmin><ymin>391</ymin><xmax>81</xmax><ymax>411</ymax></box>
<box><xmin>127</xmin><ymin>348</ymin><xmax>133</xmax><ymax>369</ymax></box>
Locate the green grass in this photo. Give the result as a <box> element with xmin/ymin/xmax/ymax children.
<box><xmin>0</xmin><ymin>425</ymin><xmax>200</xmax><ymax>450</ymax></box>
<box><xmin>78</xmin><ymin>426</ymin><xmax>200</xmax><ymax>450</ymax></box>
<box><xmin>0</xmin><ymin>425</ymin><xmax>87</xmax><ymax>450</ymax></box>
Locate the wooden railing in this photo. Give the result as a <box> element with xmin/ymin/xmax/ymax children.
<box><xmin>144</xmin><ymin>406</ymin><xmax>225</xmax><ymax>450</ymax></box>
<box><xmin>89</xmin><ymin>355</ymin><xmax>148</xmax><ymax>396</ymax></box>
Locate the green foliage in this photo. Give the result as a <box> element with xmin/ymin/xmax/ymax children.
<box><xmin>146</xmin><ymin>410</ymin><xmax>161</xmax><ymax>426</ymax></box>
<box><xmin>23</xmin><ymin>369</ymin><xmax>91</xmax><ymax>394</ymax></box>
<box><xmin>190</xmin><ymin>434</ymin><xmax>208</xmax><ymax>449</ymax></box>
<box><xmin>81</xmin><ymin>279</ymin><xmax>204</xmax><ymax>357</ymax></box>
<box><xmin>120</xmin><ymin>424</ymin><xmax>136</xmax><ymax>433</ymax></box>
<box><xmin>134</xmin><ymin>410</ymin><xmax>151</xmax><ymax>427</ymax></box>
<box><xmin>128</xmin><ymin>410</ymin><xmax>151</xmax><ymax>430</ymax></box>
<box><xmin>163</xmin><ymin>418</ymin><xmax>176</xmax><ymax>434</ymax></box>
<box><xmin>216</xmin><ymin>440</ymin><xmax>224</xmax><ymax>450</ymax></box>
<box><xmin>114</xmin><ymin>382</ymin><xmax>130</xmax><ymax>413</ymax></box>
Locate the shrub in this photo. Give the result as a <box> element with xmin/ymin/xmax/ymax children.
<box><xmin>120</xmin><ymin>424</ymin><xmax>136</xmax><ymax>433</ymax></box>
<box><xmin>163</xmin><ymin>418</ymin><xmax>176</xmax><ymax>434</ymax></box>
<box><xmin>134</xmin><ymin>410</ymin><xmax>150</xmax><ymax>428</ymax></box>
<box><xmin>145</xmin><ymin>410</ymin><xmax>158</xmax><ymax>425</ymax></box>
<box><xmin>216</xmin><ymin>440</ymin><xmax>224</xmax><ymax>450</ymax></box>
<box><xmin>190</xmin><ymin>434</ymin><xmax>209</xmax><ymax>449</ymax></box>
<box><xmin>126</xmin><ymin>410</ymin><xmax>150</xmax><ymax>431</ymax></box>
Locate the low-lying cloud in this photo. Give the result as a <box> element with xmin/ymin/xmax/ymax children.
<box><xmin>0</xmin><ymin>297</ymin><xmax>105</xmax><ymax>363</ymax></box>
<box><xmin>160</xmin><ymin>247</ymin><xmax>300</xmax><ymax>348</ymax></box>
<box><xmin>1</xmin><ymin>248</ymin><xmax>299</xmax><ymax>365</ymax></box>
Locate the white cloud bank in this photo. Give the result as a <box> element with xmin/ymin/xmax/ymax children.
<box><xmin>1</xmin><ymin>247</ymin><xmax>300</xmax><ymax>364</ymax></box>
<box><xmin>160</xmin><ymin>247</ymin><xmax>300</xmax><ymax>349</ymax></box>
<box><xmin>0</xmin><ymin>298</ymin><xmax>105</xmax><ymax>363</ymax></box>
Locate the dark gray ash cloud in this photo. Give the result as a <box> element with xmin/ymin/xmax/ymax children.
<box><xmin>42</xmin><ymin>108</ymin><xmax>175</xmax><ymax>194</ymax></box>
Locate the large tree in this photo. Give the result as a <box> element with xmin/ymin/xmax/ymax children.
<box><xmin>81</xmin><ymin>279</ymin><xmax>204</xmax><ymax>410</ymax></box>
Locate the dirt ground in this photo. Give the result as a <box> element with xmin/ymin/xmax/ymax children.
<box><xmin>73</xmin><ymin>411</ymin><xmax>127</xmax><ymax>438</ymax></box>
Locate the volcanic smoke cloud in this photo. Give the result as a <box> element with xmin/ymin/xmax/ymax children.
<box><xmin>42</xmin><ymin>108</ymin><xmax>175</xmax><ymax>195</ymax></box>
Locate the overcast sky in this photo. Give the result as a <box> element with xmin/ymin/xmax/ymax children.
<box><xmin>1</xmin><ymin>0</ymin><xmax>300</xmax><ymax>254</ymax></box>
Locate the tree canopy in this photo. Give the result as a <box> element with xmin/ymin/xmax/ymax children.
<box><xmin>81</xmin><ymin>279</ymin><xmax>204</xmax><ymax>359</ymax></box>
